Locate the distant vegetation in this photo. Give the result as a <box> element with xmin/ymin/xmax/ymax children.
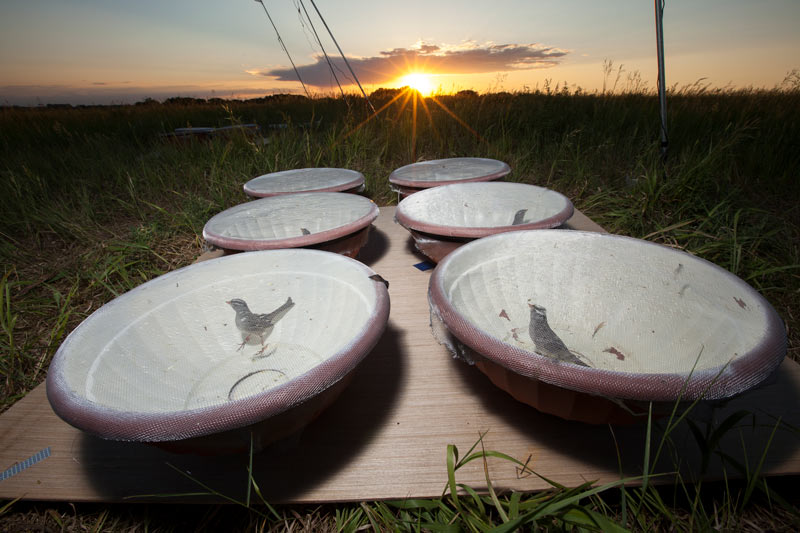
<box><xmin>1</xmin><ymin>82</ymin><xmax>799</xmax><ymax>530</ymax></box>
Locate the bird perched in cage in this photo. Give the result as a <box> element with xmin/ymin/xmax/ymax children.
<box><xmin>227</xmin><ymin>297</ymin><xmax>294</xmax><ymax>355</ymax></box>
<box><xmin>528</xmin><ymin>304</ymin><xmax>589</xmax><ymax>367</ymax></box>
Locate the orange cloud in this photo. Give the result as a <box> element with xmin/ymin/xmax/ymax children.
<box><xmin>254</xmin><ymin>41</ymin><xmax>569</xmax><ymax>88</ymax></box>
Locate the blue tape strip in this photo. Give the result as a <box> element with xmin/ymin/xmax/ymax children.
<box><xmin>1</xmin><ymin>447</ymin><xmax>51</xmax><ymax>482</ymax></box>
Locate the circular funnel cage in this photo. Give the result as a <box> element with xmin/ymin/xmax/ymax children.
<box><xmin>243</xmin><ymin>168</ymin><xmax>365</xmax><ymax>198</ymax></box>
<box><xmin>388</xmin><ymin>157</ymin><xmax>511</xmax><ymax>197</ymax></box>
<box><xmin>395</xmin><ymin>182</ymin><xmax>573</xmax><ymax>262</ymax></box>
<box><xmin>428</xmin><ymin>230</ymin><xmax>787</xmax><ymax>424</ymax></box>
<box><xmin>202</xmin><ymin>192</ymin><xmax>379</xmax><ymax>257</ymax></box>
<box><xmin>47</xmin><ymin>249</ymin><xmax>391</xmax><ymax>453</ymax></box>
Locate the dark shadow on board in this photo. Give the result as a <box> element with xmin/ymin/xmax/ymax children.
<box><xmin>356</xmin><ymin>225</ymin><xmax>389</xmax><ymax>266</ymax></box>
<box><xmin>446</xmin><ymin>353</ymin><xmax>800</xmax><ymax>484</ymax></box>
<box><xmin>80</xmin><ymin>323</ymin><xmax>407</xmax><ymax>503</ymax></box>
<box><xmin>402</xmin><ymin>233</ymin><xmax>434</xmax><ymax>264</ymax></box>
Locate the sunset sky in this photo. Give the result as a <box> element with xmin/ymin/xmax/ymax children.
<box><xmin>1</xmin><ymin>0</ymin><xmax>798</xmax><ymax>105</ymax></box>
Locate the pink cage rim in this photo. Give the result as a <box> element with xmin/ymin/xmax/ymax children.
<box><xmin>46</xmin><ymin>249</ymin><xmax>391</xmax><ymax>442</ymax></box>
<box><xmin>428</xmin><ymin>230</ymin><xmax>787</xmax><ymax>402</ymax></box>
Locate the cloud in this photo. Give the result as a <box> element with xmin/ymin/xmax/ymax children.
<box><xmin>254</xmin><ymin>41</ymin><xmax>568</xmax><ymax>87</ymax></box>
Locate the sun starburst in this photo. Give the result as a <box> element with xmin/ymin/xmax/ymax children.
<box><xmin>338</xmin><ymin>70</ymin><xmax>481</xmax><ymax>163</ymax></box>
<box><xmin>399</xmin><ymin>72</ymin><xmax>434</xmax><ymax>96</ymax></box>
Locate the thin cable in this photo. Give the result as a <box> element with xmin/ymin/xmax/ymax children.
<box><xmin>654</xmin><ymin>0</ymin><xmax>668</xmax><ymax>161</ymax></box>
<box><xmin>254</xmin><ymin>0</ymin><xmax>311</xmax><ymax>98</ymax></box>
<box><xmin>308</xmin><ymin>0</ymin><xmax>375</xmax><ymax>113</ymax></box>
<box><xmin>293</xmin><ymin>1</ymin><xmax>346</xmax><ymax>93</ymax></box>
<box><xmin>298</xmin><ymin>0</ymin><xmax>347</xmax><ymax>101</ymax></box>
<box><xmin>293</xmin><ymin>0</ymin><xmax>317</xmax><ymax>50</ymax></box>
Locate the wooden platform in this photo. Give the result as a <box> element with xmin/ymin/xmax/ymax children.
<box><xmin>1</xmin><ymin>207</ymin><xmax>798</xmax><ymax>503</ymax></box>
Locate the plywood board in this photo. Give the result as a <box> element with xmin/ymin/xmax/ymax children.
<box><xmin>1</xmin><ymin>206</ymin><xmax>797</xmax><ymax>503</ymax></box>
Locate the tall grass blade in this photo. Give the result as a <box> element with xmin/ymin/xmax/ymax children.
<box><xmin>479</xmin><ymin>438</ymin><xmax>508</xmax><ymax>523</ymax></box>
<box><xmin>741</xmin><ymin>416</ymin><xmax>782</xmax><ymax>508</ymax></box>
<box><xmin>642</xmin><ymin>402</ymin><xmax>653</xmax><ymax>493</ymax></box>
<box><xmin>445</xmin><ymin>443</ymin><xmax>461</xmax><ymax>510</ymax></box>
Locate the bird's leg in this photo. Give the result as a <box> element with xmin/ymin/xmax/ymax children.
<box><xmin>236</xmin><ymin>334</ymin><xmax>251</xmax><ymax>352</ymax></box>
<box><xmin>254</xmin><ymin>334</ymin><xmax>269</xmax><ymax>356</ymax></box>
<box><xmin>252</xmin><ymin>346</ymin><xmax>276</xmax><ymax>360</ymax></box>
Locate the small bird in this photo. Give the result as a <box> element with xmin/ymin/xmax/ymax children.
<box><xmin>227</xmin><ymin>297</ymin><xmax>294</xmax><ymax>355</ymax></box>
<box><xmin>528</xmin><ymin>304</ymin><xmax>588</xmax><ymax>366</ymax></box>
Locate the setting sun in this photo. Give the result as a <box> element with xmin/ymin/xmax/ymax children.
<box><xmin>399</xmin><ymin>72</ymin><xmax>434</xmax><ymax>96</ymax></box>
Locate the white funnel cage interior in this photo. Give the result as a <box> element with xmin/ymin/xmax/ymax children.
<box><xmin>48</xmin><ymin>249</ymin><xmax>388</xmax><ymax>440</ymax></box>
<box><xmin>389</xmin><ymin>157</ymin><xmax>511</xmax><ymax>186</ymax></box>
<box><xmin>244</xmin><ymin>167</ymin><xmax>364</xmax><ymax>196</ymax></box>
<box><xmin>396</xmin><ymin>181</ymin><xmax>573</xmax><ymax>235</ymax></box>
<box><xmin>430</xmin><ymin>230</ymin><xmax>786</xmax><ymax>400</ymax></box>
<box><xmin>203</xmin><ymin>192</ymin><xmax>378</xmax><ymax>250</ymax></box>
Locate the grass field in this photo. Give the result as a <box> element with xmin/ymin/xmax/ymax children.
<box><xmin>1</xmin><ymin>83</ymin><xmax>799</xmax><ymax>530</ymax></box>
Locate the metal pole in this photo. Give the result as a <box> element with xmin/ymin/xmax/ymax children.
<box><xmin>655</xmin><ymin>0</ymin><xmax>668</xmax><ymax>160</ymax></box>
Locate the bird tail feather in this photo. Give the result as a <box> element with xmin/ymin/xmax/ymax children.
<box><xmin>266</xmin><ymin>297</ymin><xmax>295</xmax><ymax>322</ymax></box>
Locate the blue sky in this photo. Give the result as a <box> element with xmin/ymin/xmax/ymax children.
<box><xmin>1</xmin><ymin>0</ymin><xmax>798</xmax><ymax>105</ymax></box>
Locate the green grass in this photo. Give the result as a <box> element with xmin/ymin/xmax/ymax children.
<box><xmin>2</xmin><ymin>420</ymin><xmax>798</xmax><ymax>531</ymax></box>
<box><xmin>1</xmin><ymin>83</ymin><xmax>799</xmax><ymax>530</ymax></box>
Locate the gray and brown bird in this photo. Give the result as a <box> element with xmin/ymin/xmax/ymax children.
<box><xmin>528</xmin><ymin>303</ymin><xmax>588</xmax><ymax>367</ymax></box>
<box><xmin>227</xmin><ymin>297</ymin><xmax>294</xmax><ymax>355</ymax></box>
